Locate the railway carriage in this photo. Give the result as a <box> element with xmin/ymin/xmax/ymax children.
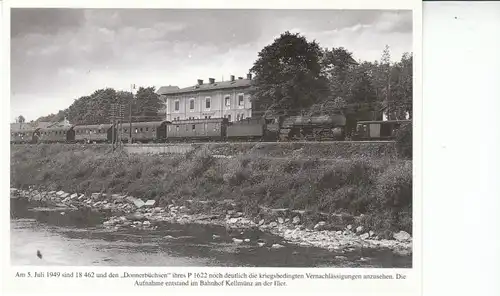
<box><xmin>165</xmin><ymin>118</ymin><xmax>227</xmax><ymax>141</ymax></box>
<box><xmin>11</xmin><ymin>127</ymin><xmax>40</xmax><ymax>144</ymax></box>
<box><xmin>74</xmin><ymin>124</ymin><xmax>114</xmax><ymax>143</ymax></box>
<box><xmin>37</xmin><ymin>126</ymin><xmax>75</xmax><ymax>143</ymax></box>
<box><xmin>124</xmin><ymin>121</ymin><xmax>165</xmax><ymax>143</ymax></box>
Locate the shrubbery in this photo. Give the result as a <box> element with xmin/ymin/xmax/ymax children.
<box><xmin>11</xmin><ymin>144</ymin><xmax>412</xmax><ymax>234</ymax></box>
<box><xmin>395</xmin><ymin>122</ymin><xmax>412</xmax><ymax>159</ymax></box>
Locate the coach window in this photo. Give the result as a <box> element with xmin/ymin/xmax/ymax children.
<box><xmin>146</xmin><ymin>127</ymin><xmax>149</xmax><ymax>132</ymax></box>
<box><xmin>205</xmin><ymin>97</ymin><xmax>211</xmax><ymax>110</ymax></box>
<box><xmin>124</xmin><ymin>128</ymin><xmax>128</xmax><ymax>133</ymax></box>
<box><xmin>192</xmin><ymin>124</ymin><xmax>196</xmax><ymax>131</ymax></box>
<box><xmin>189</xmin><ymin>98</ymin><xmax>195</xmax><ymax>111</ymax></box>
<box><xmin>135</xmin><ymin>128</ymin><xmax>138</xmax><ymax>133</ymax></box>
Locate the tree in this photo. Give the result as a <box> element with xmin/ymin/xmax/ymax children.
<box><xmin>250</xmin><ymin>31</ymin><xmax>330</xmax><ymax>116</ymax></box>
<box><xmin>17</xmin><ymin>115</ymin><xmax>25</xmax><ymax>123</ymax></box>
<box><xmin>134</xmin><ymin>87</ymin><xmax>162</xmax><ymax>121</ymax></box>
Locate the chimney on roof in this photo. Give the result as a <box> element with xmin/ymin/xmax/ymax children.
<box><xmin>230</xmin><ymin>75</ymin><xmax>235</xmax><ymax>82</ymax></box>
<box><xmin>238</xmin><ymin>77</ymin><xmax>243</xmax><ymax>80</ymax></box>
<box><xmin>197</xmin><ymin>79</ymin><xmax>203</xmax><ymax>85</ymax></box>
<box><xmin>209</xmin><ymin>78</ymin><xmax>215</xmax><ymax>84</ymax></box>
<box><xmin>247</xmin><ymin>73</ymin><xmax>252</xmax><ymax>80</ymax></box>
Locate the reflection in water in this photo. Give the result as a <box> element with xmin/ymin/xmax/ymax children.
<box><xmin>10</xmin><ymin>199</ymin><xmax>411</xmax><ymax>267</ymax></box>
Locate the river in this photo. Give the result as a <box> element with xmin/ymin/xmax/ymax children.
<box><xmin>10</xmin><ymin>198</ymin><xmax>411</xmax><ymax>267</ymax></box>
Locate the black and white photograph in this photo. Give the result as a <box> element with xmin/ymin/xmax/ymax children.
<box><xmin>9</xmin><ymin>7</ymin><xmax>414</xmax><ymax>269</ymax></box>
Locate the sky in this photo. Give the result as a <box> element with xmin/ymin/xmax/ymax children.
<box><xmin>10</xmin><ymin>9</ymin><xmax>412</xmax><ymax>122</ymax></box>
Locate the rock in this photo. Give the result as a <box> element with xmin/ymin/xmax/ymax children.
<box><xmin>258</xmin><ymin>219</ymin><xmax>265</xmax><ymax>225</ymax></box>
<box><xmin>292</xmin><ymin>216</ymin><xmax>301</xmax><ymax>224</ymax></box>
<box><xmin>347</xmin><ymin>224</ymin><xmax>353</xmax><ymax>230</ymax></box>
<box><xmin>126</xmin><ymin>213</ymin><xmax>146</xmax><ymax>221</ymax></box>
<box><xmin>70</xmin><ymin>193</ymin><xmax>78</xmax><ymax>199</ymax></box>
<box><xmin>232</xmin><ymin>238</ymin><xmax>243</xmax><ymax>244</ymax></box>
<box><xmin>60</xmin><ymin>212</ymin><xmax>65</xmax><ymax>215</ymax></box>
<box><xmin>369</xmin><ymin>230</ymin><xmax>375</xmax><ymax>237</ymax></box>
<box><xmin>336</xmin><ymin>230</ymin><xmax>343</xmax><ymax>235</ymax></box>
<box><xmin>356</xmin><ymin>226</ymin><xmax>364</xmax><ymax>233</ymax></box>
<box><xmin>228</xmin><ymin>218</ymin><xmax>239</xmax><ymax>224</ymax></box>
<box><xmin>360</xmin><ymin>233</ymin><xmax>370</xmax><ymax>240</ymax></box>
<box><xmin>393</xmin><ymin>231</ymin><xmax>411</xmax><ymax>242</ymax></box>
<box><xmin>269</xmin><ymin>222</ymin><xmax>278</xmax><ymax>228</ymax></box>
<box><xmin>235</xmin><ymin>212</ymin><xmax>243</xmax><ymax>218</ymax></box>
<box><xmin>60</xmin><ymin>193</ymin><xmax>69</xmax><ymax>198</ymax></box>
<box><xmin>335</xmin><ymin>256</ymin><xmax>348</xmax><ymax>260</ymax></box>
<box><xmin>133</xmin><ymin>199</ymin><xmax>145</xmax><ymax>208</ymax></box>
<box><xmin>144</xmin><ymin>200</ymin><xmax>156</xmax><ymax>207</ymax></box>
<box><xmin>257</xmin><ymin>242</ymin><xmax>265</xmax><ymax>247</ymax></box>
<box><xmin>212</xmin><ymin>234</ymin><xmax>221</xmax><ymax>239</ymax></box>
<box><xmin>78</xmin><ymin>194</ymin><xmax>85</xmax><ymax>200</ymax></box>
<box><xmin>154</xmin><ymin>207</ymin><xmax>162</xmax><ymax>213</ymax></box>
<box><xmin>271</xmin><ymin>243</ymin><xmax>284</xmax><ymax>249</ymax></box>
<box><xmin>244</xmin><ymin>239</ymin><xmax>250</xmax><ymax>243</ymax></box>
<box><xmin>62</xmin><ymin>197</ymin><xmax>70</xmax><ymax>203</ymax></box>
<box><xmin>143</xmin><ymin>221</ymin><xmax>151</xmax><ymax>226</ymax></box>
<box><xmin>314</xmin><ymin>221</ymin><xmax>326</xmax><ymax>230</ymax></box>
<box><xmin>56</xmin><ymin>191</ymin><xmax>65</xmax><ymax>196</ymax></box>
<box><xmin>277</xmin><ymin>217</ymin><xmax>284</xmax><ymax>224</ymax></box>
<box><xmin>91</xmin><ymin>193</ymin><xmax>101</xmax><ymax>199</ymax></box>
<box><xmin>285</xmin><ymin>218</ymin><xmax>290</xmax><ymax>223</ymax></box>
<box><xmin>227</xmin><ymin>210</ymin><xmax>235</xmax><ymax>215</ymax></box>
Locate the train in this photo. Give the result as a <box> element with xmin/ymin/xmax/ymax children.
<box><xmin>10</xmin><ymin>115</ymin><xmax>411</xmax><ymax>144</ymax></box>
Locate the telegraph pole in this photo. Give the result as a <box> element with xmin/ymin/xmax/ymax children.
<box><xmin>129</xmin><ymin>84</ymin><xmax>135</xmax><ymax>144</ymax></box>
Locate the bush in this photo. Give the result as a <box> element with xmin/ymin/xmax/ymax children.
<box><xmin>395</xmin><ymin>122</ymin><xmax>412</xmax><ymax>159</ymax></box>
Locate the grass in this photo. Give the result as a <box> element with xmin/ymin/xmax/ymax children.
<box><xmin>10</xmin><ymin>143</ymin><xmax>412</xmax><ymax>236</ymax></box>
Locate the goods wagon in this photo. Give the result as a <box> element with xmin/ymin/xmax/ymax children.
<box><xmin>37</xmin><ymin>126</ymin><xmax>75</xmax><ymax>143</ymax></box>
<box><xmin>353</xmin><ymin>120</ymin><xmax>411</xmax><ymax>140</ymax></box>
<box><xmin>74</xmin><ymin>124</ymin><xmax>114</xmax><ymax>143</ymax></box>
<box><xmin>166</xmin><ymin>118</ymin><xmax>227</xmax><ymax>141</ymax></box>
<box><xmin>226</xmin><ymin>118</ymin><xmax>266</xmax><ymax>141</ymax></box>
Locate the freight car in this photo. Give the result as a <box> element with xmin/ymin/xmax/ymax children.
<box><xmin>352</xmin><ymin>120</ymin><xmax>411</xmax><ymax>140</ymax></box>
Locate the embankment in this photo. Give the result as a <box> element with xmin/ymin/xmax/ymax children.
<box><xmin>10</xmin><ymin>143</ymin><xmax>412</xmax><ymax>249</ymax></box>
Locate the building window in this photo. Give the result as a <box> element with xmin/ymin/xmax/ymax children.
<box><xmin>205</xmin><ymin>97</ymin><xmax>211</xmax><ymax>109</ymax></box>
<box><xmin>176</xmin><ymin>126</ymin><xmax>179</xmax><ymax>132</ymax></box>
<box><xmin>237</xmin><ymin>114</ymin><xmax>240</xmax><ymax>121</ymax></box>
<box><xmin>192</xmin><ymin>124</ymin><xmax>195</xmax><ymax>131</ymax></box>
<box><xmin>225</xmin><ymin>96</ymin><xmax>230</xmax><ymax>107</ymax></box>
<box><xmin>189</xmin><ymin>98</ymin><xmax>195</xmax><ymax>110</ymax></box>
<box><xmin>228</xmin><ymin>114</ymin><xmax>231</xmax><ymax>122</ymax></box>
<box><xmin>146</xmin><ymin>127</ymin><xmax>149</xmax><ymax>132</ymax></box>
<box><xmin>174</xmin><ymin>100</ymin><xmax>180</xmax><ymax>111</ymax></box>
<box><xmin>238</xmin><ymin>94</ymin><xmax>244</xmax><ymax>106</ymax></box>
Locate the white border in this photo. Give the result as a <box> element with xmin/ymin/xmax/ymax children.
<box><xmin>1</xmin><ymin>1</ymin><xmax>422</xmax><ymax>296</ymax></box>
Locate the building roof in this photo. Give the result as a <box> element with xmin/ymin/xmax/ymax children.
<box><xmin>158</xmin><ymin>78</ymin><xmax>253</xmax><ymax>96</ymax></box>
<box><xmin>156</xmin><ymin>85</ymin><xmax>180</xmax><ymax>95</ymax></box>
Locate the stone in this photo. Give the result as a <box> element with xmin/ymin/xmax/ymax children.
<box><xmin>369</xmin><ymin>231</ymin><xmax>375</xmax><ymax>237</ymax></box>
<box><xmin>360</xmin><ymin>233</ymin><xmax>370</xmax><ymax>240</ymax></box>
<box><xmin>232</xmin><ymin>238</ymin><xmax>243</xmax><ymax>244</ymax></box>
<box><xmin>277</xmin><ymin>217</ymin><xmax>284</xmax><ymax>224</ymax></box>
<box><xmin>78</xmin><ymin>194</ymin><xmax>85</xmax><ymax>200</ymax></box>
<box><xmin>257</xmin><ymin>242</ymin><xmax>265</xmax><ymax>247</ymax></box>
<box><xmin>235</xmin><ymin>212</ymin><xmax>243</xmax><ymax>218</ymax></box>
<box><xmin>229</xmin><ymin>218</ymin><xmax>239</xmax><ymax>224</ymax></box>
<box><xmin>269</xmin><ymin>222</ymin><xmax>278</xmax><ymax>228</ymax></box>
<box><xmin>144</xmin><ymin>200</ymin><xmax>156</xmax><ymax>207</ymax></box>
<box><xmin>212</xmin><ymin>234</ymin><xmax>221</xmax><ymax>239</ymax></box>
<box><xmin>292</xmin><ymin>216</ymin><xmax>301</xmax><ymax>224</ymax></box>
<box><xmin>60</xmin><ymin>212</ymin><xmax>65</xmax><ymax>215</ymax></box>
<box><xmin>336</xmin><ymin>230</ymin><xmax>343</xmax><ymax>235</ymax></box>
<box><xmin>271</xmin><ymin>243</ymin><xmax>284</xmax><ymax>249</ymax></box>
<box><xmin>356</xmin><ymin>226</ymin><xmax>364</xmax><ymax>233</ymax></box>
<box><xmin>258</xmin><ymin>219</ymin><xmax>265</xmax><ymax>225</ymax></box>
<box><xmin>143</xmin><ymin>221</ymin><xmax>151</xmax><ymax>226</ymax></box>
<box><xmin>393</xmin><ymin>231</ymin><xmax>411</xmax><ymax>242</ymax></box>
<box><xmin>70</xmin><ymin>193</ymin><xmax>78</xmax><ymax>199</ymax></box>
<box><xmin>56</xmin><ymin>191</ymin><xmax>65</xmax><ymax>196</ymax></box>
<box><xmin>314</xmin><ymin>221</ymin><xmax>326</xmax><ymax>230</ymax></box>
<box><xmin>133</xmin><ymin>199</ymin><xmax>145</xmax><ymax>208</ymax></box>
<box><xmin>244</xmin><ymin>239</ymin><xmax>250</xmax><ymax>243</ymax></box>
<box><xmin>347</xmin><ymin>224</ymin><xmax>353</xmax><ymax>230</ymax></box>
<box><xmin>60</xmin><ymin>193</ymin><xmax>69</xmax><ymax>198</ymax></box>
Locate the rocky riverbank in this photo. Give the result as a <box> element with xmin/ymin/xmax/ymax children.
<box><xmin>10</xmin><ymin>188</ymin><xmax>412</xmax><ymax>256</ymax></box>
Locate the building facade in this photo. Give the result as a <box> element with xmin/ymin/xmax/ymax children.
<box><xmin>158</xmin><ymin>74</ymin><xmax>253</xmax><ymax>123</ymax></box>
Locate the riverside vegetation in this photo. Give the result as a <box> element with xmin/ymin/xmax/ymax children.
<box><xmin>10</xmin><ymin>142</ymin><xmax>412</xmax><ymax>255</ymax></box>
